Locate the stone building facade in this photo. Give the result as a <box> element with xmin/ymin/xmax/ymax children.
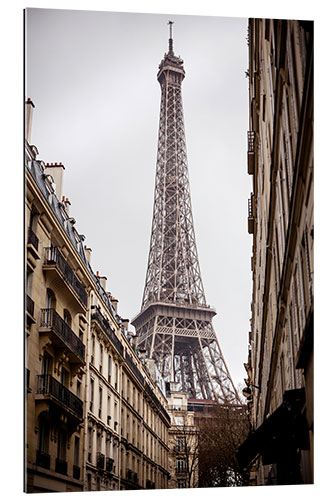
<box><xmin>166</xmin><ymin>383</ymin><xmax>199</xmax><ymax>489</ymax></box>
<box><xmin>25</xmin><ymin>99</ymin><xmax>170</xmax><ymax>493</ymax></box>
<box><xmin>238</xmin><ymin>19</ymin><xmax>313</xmax><ymax>485</ymax></box>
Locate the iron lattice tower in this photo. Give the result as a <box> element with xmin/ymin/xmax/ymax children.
<box><xmin>132</xmin><ymin>24</ymin><xmax>239</xmax><ymax>403</ymax></box>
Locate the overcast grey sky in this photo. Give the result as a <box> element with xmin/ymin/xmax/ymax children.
<box><xmin>26</xmin><ymin>8</ymin><xmax>252</xmax><ymax>390</ymax></box>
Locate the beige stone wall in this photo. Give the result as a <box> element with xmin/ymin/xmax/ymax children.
<box><xmin>245</xmin><ymin>18</ymin><xmax>313</xmax><ymax>484</ymax></box>
<box><xmin>25</xmin><ymin>138</ymin><xmax>170</xmax><ymax>492</ymax></box>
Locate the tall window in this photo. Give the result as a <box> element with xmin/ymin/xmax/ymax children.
<box><xmin>74</xmin><ymin>436</ymin><xmax>80</xmax><ymax>466</ymax></box>
<box><xmin>63</xmin><ymin>309</ymin><xmax>72</xmax><ymax>328</ymax></box>
<box><xmin>38</xmin><ymin>415</ymin><xmax>50</xmax><ymax>454</ymax></box>
<box><xmin>57</xmin><ymin>428</ymin><xmax>67</xmax><ymax>462</ymax></box>
<box><xmin>108</xmin><ymin>355</ymin><xmax>112</xmax><ymax>383</ymax></box>
<box><xmin>91</xmin><ymin>335</ymin><xmax>95</xmax><ymax>364</ymax></box>
<box><xmin>61</xmin><ymin>367</ymin><xmax>69</xmax><ymax>388</ymax></box>
<box><xmin>90</xmin><ymin>379</ymin><xmax>94</xmax><ymax>412</ymax></box>
<box><xmin>99</xmin><ymin>387</ymin><xmax>103</xmax><ymax>418</ymax></box>
<box><xmin>99</xmin><ymin>343</ymin><xmax>103</xmax><ymax>373</ymax></box>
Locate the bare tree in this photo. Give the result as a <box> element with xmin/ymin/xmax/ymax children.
<box><xmin>197</xmin><ymin>404</ymin><xmax>249</xmax><ymax>487</ymax></box>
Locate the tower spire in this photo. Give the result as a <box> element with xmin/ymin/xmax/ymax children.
<box><xmin>168</xmin><ymin>20</ymin><xmax>174</xmax><ymax>55</ymax></box>
<box><xmin>132</xmin><ymin>33</ymin><xmax>240</xmax><ymax>404</ymax></box>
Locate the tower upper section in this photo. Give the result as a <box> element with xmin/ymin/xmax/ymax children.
<box><xmin>141</xmin><ymin>23</ymin><xmax>206</xmax><ymax>310</ymax></box>
<box><xmin>157</xmin><ymin>23</ymin><xmax>185</xmax><ymax>87</ymax></box>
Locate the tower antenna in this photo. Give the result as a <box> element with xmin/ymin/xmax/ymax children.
<box><xmin>168</xmin><ymin>20</ymin><xmax>174</xmax><ymax>54</ymax></box>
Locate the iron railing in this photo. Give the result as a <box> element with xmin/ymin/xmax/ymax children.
<box><xmin>36</xmin><ymin>450</ymin><xmax>50</xmax><ymax>469</ymax></box>
<box><xmin>247</xmin><ymin>130</ymin><xmax>255</xmax><ymax>153</ymax></box>
<box><xmin>36</xmin><ymin>374</ymin><xmax>83</xmax><ymax>418</ymax></box>
<box><xmin>40</xmin><ymin>308</ymin><xmax>85</xmax><ymax>361</ymax></box>
<box><xmin>73</xmin><ymin>465</ymin><xmax>80</xmax><ymax>479</ymax></box>
<box><xmin>55</xmin><ymin>458</ymin><xmax>67</xmax><ymax>475</ymax></box>
<box><xmin>28</xmin><ymin>228</ymin><xmax>39</xmax><ymax>252</ymax></box>
<box><xmin>106</xmin><ymin>457</ymin><xmax>114</xmax><ymax>472</ymax></box>
<box><xmin>26</xmin><ymin>294</ymin><xmax>35</xmax><ymax>317</ymax></box>
<box><xmin>248</xmin><ymin>194</ymin><xmax>254</xmax><ymax>218</ymax></box>
<box><xmin>44</xmin><ymin>247</ymin><xmax>87</xmax><ymax>307</ymax></box>
<box><xmin>91</xmin><ymin>308</ymin><xmax>124</xmax><ymax>357</ymax></box>
<box><xmin>96</xmin><ymin>452</ymin><xmax>105</xmax><ymax>470</ymax></box>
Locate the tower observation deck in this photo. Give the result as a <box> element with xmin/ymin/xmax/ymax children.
<box><xmin>132</xmin><ymin>23</ymin><xmax>239</xmax><ymax>403</ymax></box>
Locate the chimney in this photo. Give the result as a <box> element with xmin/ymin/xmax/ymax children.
<box><xmin>25</xmin><ymin>98</ymin><xmax>35</xmax><ymax>144</ymax></box>
<box><xmin>111</xmin><ymin>297</ymin><xmax>118</xmax><ymax>313</ymax></box>
<box><xmin>44</xmin><ymin>163</ymin><xmax>65</xmax><ymax>200</ymax></box>
<box><xmin>99</xmin><ymin>275</ymin><xmax>107</xmax><ymax>290</ymax></box>
<box><xmin>84</xmin><ymin>246</ymin><xmax>92</xmax><ymax>264</ymax></box>
<box><xmin>122</xmin><ymin>318</ymin><xmax>129</xmax><ymax>331</ymax></box>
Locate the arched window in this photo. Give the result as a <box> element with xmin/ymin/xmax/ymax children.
<box><xmin>46</xmin><ymin>288</ymin><xmax>56</xmax><ymax>309</ymax></box>
<box><xmin>63</xmin><ymin>309</ymin><xmax>72</xmax><ymax>328</ymax></box>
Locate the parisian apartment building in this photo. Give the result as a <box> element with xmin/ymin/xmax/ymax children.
<box><xmin>238</xmin><ymin>19</ymin><xmax>313</xmax><ymax>485</ymax></box>
<box><xmin>166</xmin><ymin>383</ymin><xmax>199</xmax><ymax>489</ymax></box>
<box><xmin>25</xmin><ymin>99</ymin><xmax>171</xmax><ymax>493</ymax></box>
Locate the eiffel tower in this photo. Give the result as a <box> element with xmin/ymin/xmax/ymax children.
<box><xmin>132</xmin><ymin>23</ymin><xmax>239</xmax><ymax>403</ymax></box>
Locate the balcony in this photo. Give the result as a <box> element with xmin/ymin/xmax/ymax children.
<box><xmin>27</xmin><ymin>229</ymin><xmax>40</xmax><ymax>268</ymax></box>
<box><xmin>106</xmin><ymin>457</ymin><xmax>114</xmax><ymax>473</ymax></box>
<box><xmin>36</xmin><ymin>450</ymin><xmax>50</xmax><ymax>470</ymax></box>
<box><xmin>247</xmin><ymin>131</ymin><xmax>255</xmax><ymax>175</ymax></box>
<box><xmin>43</xmin><ymin>247</ymin><xmax>87</xmax><ymax>311</ymax></box>
<box><xmin>55</xmin><ymin>458</ymin><xmax>68</xmax><ymax>475</ymax></box>
<box><xmin>36</xmin><ymin>374</ymin><xmax>83</xmax><ymax>419</ymax></box>
<box><xmin>40</xmin><ymin>308</ymin><xmax>85</xmax><ymax>364</ymax></box>
<box><xmin>96</xmin><ymin>452</ymin><xmax>105</xmax><ymax>470</ymax></box>
<box><xmin>248</xmin><ymin>194</ymin><xmax>254</xmax><ymax>234</ymax></box>
<box><xmin>26</xmin><ymin>294</ymin><xmax>36</xmax><ymax>325</ymax></box>
<box><xmin>91</xmin><ymin>308</ymin><xmax>124</xmax><ymax>357</ymax></box>
<box><xmin>176</xmin><ymin>467</ymin><xmax>188</xmax><ymax>475</ymax></box>
<box><xmin>73</xmin><ymin>465</ymin><xmax>80</xmax><ymax>480</ymax></box>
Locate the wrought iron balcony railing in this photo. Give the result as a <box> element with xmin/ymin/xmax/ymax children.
<box><xmin>96</xmin><ymin>452</ymin><xmax>105</xmax><ymax>470</ymax></box>
<box><xmin>176</xmin><ymin>466</ymin><xmax>188</xmax><ymax>474</ymax></box>
<box><xmin>36</xmin><ymin>374</ymin><xmax>83</xmax><ymax>418</ymax></box>
<box><xmin>106</xmin><ymin>457</ymin><xmax>114</xmax><ymax>472</ymax></box>
<box><xmin>73</xmin><ymin>465</ymin><xmax>80</xmax><ymax>480</ymax></box>
<box><xmin>248</xmin><ymin>195</ymin><xmax>253</xmax><ymax>218</ymax></box>
<box><xmin>55</xmin><ymin>458</ymin><xmax>67</xmax><ymax>475</ymax></box>
<box><xmin>44</xmin><ymin>247</ymin><xmax>87</xmax><ymax>307</ymax></box>
<box><xmin>91</xmin><ymin>308</ymin><xmax>124</xmax><ymax>357</ymax></box>
<box><xmin>36</xmin><ymin>450</ymin><xmax>50</xmax><ymax>470</ymax></box>
<box><xmin>28</xmin><ymin>228</ymin><xmax>39</xmax><ymax>252</ymax></box>
<box><xmin>40</xmin><ymin>308</ymin><xmax>85</xmax><ymax>362</ymax></box>
<box><xmin>248</xmin><ymin>194</ymin><xmax>254</xmax><ymax>234</ymax></box>
<box><xmin>247</xmin><ymin>130</ymin><xmax>255</xmax><ymax>153</ymax></box>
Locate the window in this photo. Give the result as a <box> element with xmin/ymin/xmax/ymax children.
<box><xmin>42</xmin><ymin>352</ymin><xmax>52</xmax><ymax>376</ymax></box>
<box><xmin>57</xmin><ymin>428</ymin><xmax>67</xmax><ymax>461</ymax></box>
<box><xmin>177</xmin><ymin>479</ymin><xmax>186</xmax><ymax>488</ymax></box>
<box><xmin>173</xmin><ymin>398</ymin><xmax>182</xmax><ymax>410</ymax></box>
<box><xmin>87</xmin><ymin>474</ymin><xmax>91</xmax><ymax>491</ymax></box>
<box><xmin>63</xmin><ymin>309</ymin><xmax>72</xmax><ymax>328</ymax></box>
<box><xmin>91</xmin><ymin>335</ymin><xmax>95</xmax><ymax>364</ymax></box>
<box><xmin>99</xmin><ymin>343</ymin><xmax>103</xmax><ymax>373</ymax></box>
<box><xmin>176</xmin><ymin>458</ymin><xmax>187</xmax><ymax>473</ymax></box>
<box><xmin>61</xmin><ymin>367</ymin><xmax>69</xmax><ymax>388</ymax></box>
<box><xmin>46</xmin><ymin>288</ymin><xmax>56</xmax><ymax>309</ymax></box>
<box><xmin>74</xmin><ymin>436</ymin><xmax>80</xmax><ymax>466</ymax></box>
<box><xmin>114</xmin><ymin>364</ymin><xmax>118</xmax><ymax>390</ymax></box>
<box><xmin>38</xmin><ymin>415</ymin><xmax>50</xmax><ymax>454</ymax></box>
<box><xmin>99</xmin><ymin>387</ymin><xmax>103</xmax><ymax>418</ymax></box>
<box><xmin>176</xmin><ymin>437</ymin><xmax>186</xmax><ymax>452</ymax></box>
<box><xmin>77</xmin><ymin>380</ymin><xmax>82</xmax><ymax>398</ymax></box>
<box><xmin>108</xmin><ymin>355</ymin><xmax>112</xmax><ymax>383</ymax></box>
<box><xmin>90</xmin><ymin>379</ymin><xmax>94</xmax><ymax>412</ymax></box>
<box><xmin>174</xmin><ymin>416</ymin><xmax>184</xmax><ymax>426</ymax></box>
